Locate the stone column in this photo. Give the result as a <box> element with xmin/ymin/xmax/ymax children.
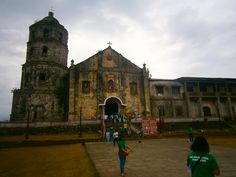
<box><xmin>142</xmin><ymin>64</ymin><xmax>151</xmax><ymax>117</ymax></box>
<box><xmin>172</xmin><ymin>100</ymin><xmax>176</xmax><ymax>118</ymax></box>
<box><xmin>184</xmin><ymin>81</ymin><xmax>190</xmax><ymax>118</ymax></box>
<box><xmin>68</xmin><ymin>60</ymin><xmax>76</xmax><ymax>121</ymax></box>
<box><xmin>227</xmin><ymin>97</ymin><xmax>233</xmax><ymax>119</ymax></box>
<box><xmin>198</xmin><ymin>97</ymin><xmax>203</xmax><ymax>117</ymax></box>
<box><xmin>217</xmin><ymin>97</ymin><xmax>221</xmax><ymax>120</ymax></box>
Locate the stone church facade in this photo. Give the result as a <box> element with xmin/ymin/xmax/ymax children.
<box><xmin>68</xmin><ymin>46</ymin><xmax>150</xmax><ymax>121</ymax></box>
<box><xmin>10</xmin><ymin>12</ymin><xmax>236</xmax><ymax>122</ymax></box>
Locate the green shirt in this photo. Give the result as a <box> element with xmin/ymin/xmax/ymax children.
<box><xmin>187</xmin><ymin>151</ymin><xmax>219</xmax><ymax>177</ymax></box>
<box><xmin>188</xmin><ymin>127</ymin><xmax>193</xmax><ymax>134</ymax></box>
<box><xmin>118</xmin><ymin>140</ymin><xmax>126</xmax><ymax>154</ymax></box>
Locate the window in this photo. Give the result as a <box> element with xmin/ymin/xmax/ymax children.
<box><xmin>172</xmin><ymin>86</ymin><xmax>180</xmax><ymax>95</ymax></box>
<box><xmin>82</xmin><ymin>81</ymin><xmax>90</xmax><ymax>93</ymax></box>
<box><xmin>217</xmin><ymin>84</ymin><xmax>226</xmax><ymax>92</ymax></box>
<box><xmin>42</xmin><ymin>46</ymin><xmax>48</xmax><ymax>57</ymax></box>
<box><xmin>43</xmin><ymin>29</ymin><xmax>49</xmax><ymax>38</ymax></box>
<box><xmin>158</xmin><ymin>105</ymin><xmax>165</xmax><ymax>117</ymax></box>
<box><xmin>228</xmin><ymin>84</ymin><xmax>236</xmax><ymax>93</ymax></box>
<box><xmin>34</xmin><ymin>106</ymin><xmax>44</xmax><ymax>120</ymax></box>
<box><xmin>39</xmin><ymin>73</ymin><xmax>46</xmax><ymax>82</ymax></box>
<box><xmin>24</xmin><ymin>73</ymin><xmax>30</xmax><ymax>86</ymax></box>
<box><xmin>187</xmin><ymin>85</ymin><xmax>193</xmax><ymax>92</ymax></box>
<box><xmin>108</xmin><ymin>80</ymin><xmax>115</xmax><ymax>90</ymax></box>
<box><xmin>203</xmin><ymin>106</ymin><xmax>211</xmax><ymax>117</ymax></box>
<box><xmin>59</xmin><ymin>32</ymin><xmax>63</xmax><ymax>42</ymax></box>
<box><xmin>200</xmin><ymin>83</ymin><xmax>207</xmax><ymax>92</ymax></box>
<box><xmin>156</xmin><ymin>86</ymin><xmax>164</xmax><ymax>96</ymax></box>
<box><xmin>130</xmin><ymin>82</ymin><xmax>137</xmax><ymax>96</ymax></box>
<box><xmin>175</xmin><ymin>106</ymin><xmax>183</xmax><ymax>116</ymax></box>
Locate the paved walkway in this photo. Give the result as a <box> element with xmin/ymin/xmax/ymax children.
<box><xmin>86</xmin><ymin>139</ymin><xmax>236</xmax><ymax>177</ymax></box>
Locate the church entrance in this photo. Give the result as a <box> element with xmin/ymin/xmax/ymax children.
<box><xmin>105</xmin><ymin>99</ymin><xmax>119</xmax><ymax>115</ymax></box>
<box><xmin>99</xmin><ymin>96</ymin><xmax>126</xmax><ymax>117</ymax></box>
<box><xmin>99</xmin><ymin>96</ymin><xmax>126</xmax><ymax>139</ymax></box>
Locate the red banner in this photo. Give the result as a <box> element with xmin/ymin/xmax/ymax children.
<box><xmin>142</xmin><ymin>118</ymin><xmax>158</xmax><ymax>135</ymax></box>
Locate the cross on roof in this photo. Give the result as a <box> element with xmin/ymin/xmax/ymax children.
<box><xmin>50</xmin><ymin>6</ymin><xmax>54</xmax><ymax>13</ymax></box>
<box><xmin>107</xmin><ymin>41</ymin><xmax>112</xmax><ymax>46</ymax></box>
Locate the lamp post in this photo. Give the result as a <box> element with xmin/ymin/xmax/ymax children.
<box><xmin>79</xmin><ymin>107</ymin><xmax>82</xmax><ymax>137</ymax></box>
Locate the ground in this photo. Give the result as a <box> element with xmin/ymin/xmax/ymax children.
<box><xmin>0</xmin><ymin>134</ymin><xmax>236</xmax><ymax>177</ymax></box>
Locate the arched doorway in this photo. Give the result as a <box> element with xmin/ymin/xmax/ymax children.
<box><xmin>99</xmin><ymin>96</ymin><xmax>126</xmax><ymax>139</ymax></box>
<box><xmin>203</xmin><ymin>106</ymin><xmax>211</xmax><ymax>117</ymax></box>
<box><xmin>105</xmin><ymin>99</ymin><xmax>119</xmax><ymax>115</ymax></box>
<box><xmin>99</xmin><ymin>96</ymin><xmax>127</xmax><ymax>116</ymax></box>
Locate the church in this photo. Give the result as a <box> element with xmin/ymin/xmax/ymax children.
<box><xmin>10</xmin><ymin>12</ymin><xmax>236</xmax><ymax>122</ymax></box>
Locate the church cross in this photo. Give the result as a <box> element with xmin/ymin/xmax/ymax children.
<box><xmin>107</xmin><ymin>41</ymin><xmax>112</xmax><ymax>47</ymax></box>
<box><xmin>50</xmin><ymin>6</ymin><xmax>54</xmax><ymax>12</ymax></box>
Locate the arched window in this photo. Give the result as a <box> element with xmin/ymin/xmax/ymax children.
<box><xmin>175</xmin><ymin>106</ymin><xmax>183</xmax><ymax>116</ymax></box>
<box><xmin>59</xmin><ymin>32</ymin><xmax>63</xmax><ymax>42</ymax></box>
<box><xmin>108</xmin><ymin>80</ymin><xmax>114</xmax><ymax>90</ymax></box>
<box><xmin>34</xmin><ymin>105</ymin><xmax>44</xmax><ymax>120</ymax></box>
<box><xmin>42</xmin><ymin>46</ymin><xmax>48</xmax><ymax>57</ymax></box>
<box><xmin>39</xmin><ymin>73</ymin><xmax>46</xmax><ymax>83</ymax></box>
<box><xmin>24</xmin><ymin>73</ymin><xmax>31</xmax><ymax>87</ymax></box>
<box><xmin>203</xmin><ymin>106</ymin><xmax>211</xmax><ymax>117</ymax></box>
<box><xmin>43</xmin><ymin>29</ymin><xmax>49</xmax><ymax>38</ymax></box>
<box><xmin>158</xmin><ymin>105</ymin><xmax>165</xmax><ymax>117</ymax></box>
<box><xmin>82</xmin><ymin>81</ymin><xmax>90</xmax><ymax>93</ymax></box>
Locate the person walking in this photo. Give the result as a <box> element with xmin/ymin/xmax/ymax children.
<box><xmin>188</xmin><ymin>126</ymin><xmax>193</xmax><ymax>142</ymax></box>
<box><xmin>139</xmin><ymin>126</ymin><xmax>144</xmax><ymax>138</ymax></box>
<box><xmin>187</xmin><ymin>136</ymin><xmax>220</xmax><ymax>177</ymax></box>
<box><xmin>113</xmin><ymin>129</ymin><xmax>119</xmax><ymax>146</ymax></box>
<box><xmin>117</xmin><ymin>136</ymin><xmax>133</xmax><ymax>177</ymax></box>
<box><xmin>105</xmin><ymin>129</ymin><xmax>110</xmax><ymax>144</ymax></box>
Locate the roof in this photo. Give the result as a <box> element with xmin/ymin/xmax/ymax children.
<box><xmin>33</xmin><ymin>12</ymin><xmax>61</xmax><ymax>26</ymax></box>
<box><xmin>176</xmin><ymin>77</ymin><xmax>236</xmax><ymax>82</ymax></box>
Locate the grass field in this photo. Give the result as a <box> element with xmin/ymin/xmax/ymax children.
<box><xmin>0</xmin><ymin>143</ymin><xmax>100</xmax><ymax>177</ymax></box>
<box><xmin>207</xmin><ymin>136</ymin><xmax>236</xmax><ymax>149</ymax></box>
<box><xmin>0</xmin><ymin>134</ymin><xmax>236</xmax><ymax>177</ymax></box>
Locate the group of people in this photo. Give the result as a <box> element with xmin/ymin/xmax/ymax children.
<box><xmin>105</xmin><ymin>127</ymin><xmax>120</xmax><ymax>146</ymax></box>
<box><xmin>104</xmin><ymin>114</ymin><xmax>124</xmax><ymax>123</ymax></box>
<box><xmin>106</xmin><ymin>124</ymin><xmax>220</xmax><ymax>177</ymax></box>
<box><xmin>118</xmin><ymin>135</ymin><xmax>220</xmax><ymax>177</ymax></box>
<box><xmin>120</xmin><ymin>134</ymin><xmax>220</xmax><ymax>177</ymax></box>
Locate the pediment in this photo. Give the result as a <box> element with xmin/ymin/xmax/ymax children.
<box><xmin>75</xmin><ymin>46</ymin><xmax>142</xmax><ymax>73</ymax></box>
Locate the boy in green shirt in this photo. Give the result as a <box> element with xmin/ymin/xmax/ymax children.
<box><xmin>117</xmin><ymin>136</ymin><xmax>133</xmax><ymax>177</ymax></box>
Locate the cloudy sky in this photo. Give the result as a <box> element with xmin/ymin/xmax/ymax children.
<box><xmin>0</xmin><ymin>0</ymin><xmax>236</xmax><ymax>121</ymax></box>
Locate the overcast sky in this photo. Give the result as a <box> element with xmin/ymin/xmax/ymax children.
<box><xmin>0</xmin><ymin>0</ymin><xmax>236</xmax><ymax>121</ymax></box>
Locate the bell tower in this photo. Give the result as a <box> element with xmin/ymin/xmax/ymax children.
<box><xmin>11</xmin><ymin>12</ymin><xmax>69</xmax><ymax>122</ymax></box>
<box><xmin>26</xmin><ymin>11</ymin><xmax>68</xmax><ymax>66</ymax></box>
